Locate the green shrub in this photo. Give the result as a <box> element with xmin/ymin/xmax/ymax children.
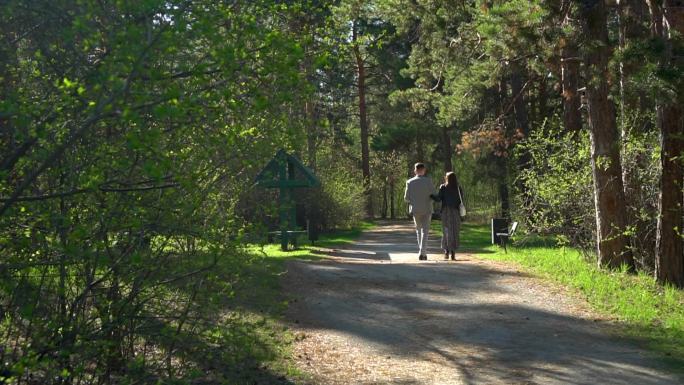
<box><xmin>313</xmin><ymin>168</ymin><xmax>366</xmax><ymax>231</ymax></box>
<box><xmin>516</xmin><ymin>117</ymin><xmax>595</xmax><ymax>250</ymax></box>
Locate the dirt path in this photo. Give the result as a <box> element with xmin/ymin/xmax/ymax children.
<box><xmin>283</xmin><ymin>221</ymin><xmax>681</xmax><ymax>385</ymax></box>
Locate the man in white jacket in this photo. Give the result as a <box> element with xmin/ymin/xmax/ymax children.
<box><xmin>404</xmin><ymin>163</ymin><xmax>437</xmax><ymax>260</ymax></box>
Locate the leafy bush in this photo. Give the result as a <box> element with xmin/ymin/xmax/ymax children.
<box><xmin>516</xmin><ymin>117</ymin><xmax>595</xmax><ymax>250</ymax></box>
<box><xmin>312</xmin><ymin>168</ymin><xmax>366</xmax><ymax>231</ymax></box>
<box><xmin>620</xmin><ymin>110</ymin><xmax>660</xmax><ymax>271</ymax></box>
<box><xmin>516</xmin><ymin>113</ymin><xmax>662</xmax><ymax>270</ymax></box>
<box><xmin>0</xmin><ymin>1</ymin><xmax>311</xmax><ymax>383</ymax></box>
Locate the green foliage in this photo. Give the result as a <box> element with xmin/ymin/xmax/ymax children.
<box><xmin>313</xmin><ymin>167</ymin><xmax>367</xmax><ymax>230</ymax></box>
<box><xmin>517</xmin><ymin>109</ymin><xmax>662</xmax><ymax>269</ymax></box>
<box><xmin>1</xmin><ymin>0</ymin><xmax>682</xmax><ymax>380</ymax></box>
<box><xmin>516</xmin><ymin>117</ymin><xmax>595</xmax><ymax>249</ymax></box>
<box><xmin>251</xmin><ymin>220</ymin><xmax>376</xmax><ymax>259</ymax></box>
<box><xmin>450</xmin><ymin>152</ymin><xmax>502</xmax><ymax>223</ymax></box>
<box><xmin>0</xmin><ymin>0</ymin><xmax>329</xmax><ymax>383</ymax></box>
<box><xmin>620</xmin><ymin>109</ymin><xmax>661</xmax><ymax>270</ymax></box>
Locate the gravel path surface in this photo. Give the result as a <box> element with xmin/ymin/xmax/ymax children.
<box><xmin>283</xmin><ymin>221</ymin><xmax>681</xmax><ymax>385</ymax></box>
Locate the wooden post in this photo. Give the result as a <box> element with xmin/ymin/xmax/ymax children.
<box><xmin>278</xmin><ymin>155</ymin><xmax>289</xmax><ymax>251</ymax></box>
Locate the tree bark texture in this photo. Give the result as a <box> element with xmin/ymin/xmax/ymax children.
<box><xmin>580</xmin><ymin>0</ymin><xmax>634</xmax><ymax>269</ymax></box>
<box><xmin>537</xmin><ymin>75</ymin><xmax>548</xmax><ymax>125</ymax></box>
<box><xmin>301</xmin><ymin>31</ymin><xmax>318</xmax><ymax>171</ymax></box>
<box><xmin>560</xmin><ymin>0</ymin><xmax>583</xmax><ymax>132</ymax></box>
<box><xmin>510</xmin><ymin>64</ymin><xmax>530</xmax><ymax>141</ymax></box>
<box><xmin>510</xmin><ymin>63</ymin><xmax>532</xmax><ymax>203</ymax></box>
<box><xmin>561</xmin><ymin>46</ymin><xmax>582</xmax><ymax>132</ymax></box>
<box><xmin>496</xmin><ymin>79</ymin><xmax>511</xmax><ymax>219</ymax></box>
<box><xmin>655</xmin><ymin>104</ymin><xmax>684</xmax><ymax>286</ymax></box>
<box><xmin>652</xmin><ymin>0</ymin><xmax>684</xmax><ymax>287</ymax></box>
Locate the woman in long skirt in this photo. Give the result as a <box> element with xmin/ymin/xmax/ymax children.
<box><xmin>435</xmin><ymin>172</ymin><xmax>464</xmax><ymax>260</ymax></box>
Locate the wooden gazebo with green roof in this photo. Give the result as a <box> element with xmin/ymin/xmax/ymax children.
<box><xmin>255</xmin><ymin>149</ymin><xmax>320</xmax><ymax>250</ymax></box>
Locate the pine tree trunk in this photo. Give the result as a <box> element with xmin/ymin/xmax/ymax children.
<box><xmin>560</xmin><ymin>0</ymin><xmax>582</xmax><ymax>133</ymax></box>
<box><xmin>560</xmin><ymin>46</ymin><xmax>582</xmax><ymax>132</ymax></box>
<box><xmin>537</xmin><ymin>75</ymin><xmax>548</xmax><ymax>124</ymax></box>
<box><xmin>510</xmin><ymin>64</ymin><xmax>530</xmax><ymax>141</ymax></box>
<box><xmin>301</xmin><ymin>34</ymin><xmax>317</xmax><ymax>171</ymax></box>
<box><xmin>510</xmin><ymin>64</ymin><xmax>532</xmax><ymax>214</ymax></box>
<box><xmin>510</xmin><ymin>64</ymin><xmax>531</xmax><ymax>174</ymax></box>
<box><xmin>656</xmin><ymin>104</ymin><xmax>684</xmax><ymax>286</ymax></box>
<box><xmin>497</xmin><ymin>79</ymin><xmax>511</xmax><ymax>219</ymax></box>
<box><xmin>652</xmin><ymin>0</ymin><xmax>684</xmax><ymax>287</ymax></box>
<box><xmin>352</xmin><ymin>23</ymin><xmax>373</xmax><ymax>218</ymax></box>
<box><xmin>617</xmin><ymin>0</ymin><xmax>648</xmax><ymax>115</ymax></box>
<box><xmin>580</xmin><ymin>0</ymin><xmax>634</xmax><ymax>269</ymax></box>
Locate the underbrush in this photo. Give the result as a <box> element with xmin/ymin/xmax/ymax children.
<box><xmin>0</xmin><ymin>222</ymin><xmax>373</xmax><ymax>385</ymax></box>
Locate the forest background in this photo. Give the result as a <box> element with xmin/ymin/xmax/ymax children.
<box><xmin>0</xmin><ymin>0</ymin><xmax>682</xmax><ymax>383</ymax></box>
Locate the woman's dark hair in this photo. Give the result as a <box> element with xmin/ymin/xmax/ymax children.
<box><xmin>445</xmin><ymin>172</ymin><xmax>458</xmax><ymax>187</ymax></box>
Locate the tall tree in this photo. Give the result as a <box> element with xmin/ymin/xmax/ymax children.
<box><xmin>579</xmin><ymin>0</ymin><xmax>633</xmax><ymax>269</ymax></box>
<box><xmin>650</xmin><ymin>0</ymin><xmax>684</xmax><ymax>286</ymax></box>
<box><xmin>559</xmin><ymin>0</ymin><xmax>583</xmax><ymax>132</ymax></box>
<box><xmin>351</xmin><ymin>20</ymin><xmax>373</xmax><ymax>218</ymax></box>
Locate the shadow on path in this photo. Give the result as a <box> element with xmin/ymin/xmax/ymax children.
<box><xmin>284</xmin><ymin>220</ymin><xmax>681</xmax><ymax>385</ymax></box>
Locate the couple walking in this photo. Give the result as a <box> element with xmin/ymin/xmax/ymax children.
<box><xmin>404</xmin><ymin>162</ymin><xmax>465</xmax><ymax>261</ymax></box>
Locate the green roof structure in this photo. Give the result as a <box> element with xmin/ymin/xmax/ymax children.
<box><xmin>255</xmin><ymin>149</ymin><xmax>320</xmax><ymax>250</ymax></box>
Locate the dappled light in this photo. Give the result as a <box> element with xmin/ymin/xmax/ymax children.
<box><xmin>284</xmin><ymin>222</ymin><xmax>681</xmax><ymax>384</ymax></box>
<box><xmin>1</xmin><ymin>0</ymin><xmax>682</xmax><ymax>383</ymax></box>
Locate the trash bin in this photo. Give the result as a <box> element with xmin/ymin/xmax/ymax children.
<box><xmin>491</xmin><ymin>218</ymin><xmax>509</xmax><ymax>245</ymax></box>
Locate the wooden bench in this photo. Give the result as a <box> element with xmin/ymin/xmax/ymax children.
<box><xmin>495</xmin><ymin>221</ymin><xmax>518</xmax><ymax>253</ymax></box>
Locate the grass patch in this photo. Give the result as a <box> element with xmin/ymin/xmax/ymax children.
<box><xmin>315</xmin><ymin>221</ymin><xmax>376</xmax><ymax>246</ymax></box>
<box><xmin>246</xmin><ymin>220</ymin><xmax>375</xmax><ymax>260</ymax></box>
<box><xmin>228</xmin><ymin>221</ymin><xmax>376</xmax><ymax>382</ymax></box>
<box><xmin>459</xmin><ymin>223</ymin><xmax>684</xmax><ymax>370</ymax></box>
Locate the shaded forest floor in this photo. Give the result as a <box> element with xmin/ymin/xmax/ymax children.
<box><xmin>280</xmin><ymin>221</ymin><xmax>683</xmax><ymax>384</ymax></box>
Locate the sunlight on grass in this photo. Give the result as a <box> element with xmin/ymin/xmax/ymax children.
<box><xmin>245</xmin><ymin>221</ymin><xmax>376</xmax><ymax>260</ymax></box>
<box><xmin>229</xmin><ymin>221</ymin><xmax>377</xmax><ymax>381</ymax></box>
<box><xmin>460</xmin><ymin>224</ymin><xmax>684</xmax><ymax>369</ymax></box>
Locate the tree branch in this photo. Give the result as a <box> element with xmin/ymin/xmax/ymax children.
<box><xmin>0</xmin><ymin>188</ymin><xmax>91</xmax><ymax>202</ymax></box>
<box><xmin>0</xmin><ymin>15</ymin><xmax>173</xmax><ymax>217</ymax></box>
<box><xmin>98</xmin><ymin>182</ymin><xmax>179</xmax><ymax>193</ymax></box>
<box><xmin>0</xmin><ymin>181</ymin><xmax>180</xmax><ymax>202</ymax></box>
